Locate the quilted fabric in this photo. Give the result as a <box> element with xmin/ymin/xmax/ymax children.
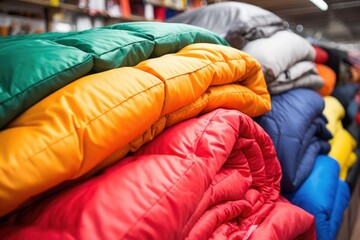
<box><xmin>0</xmin><ymin>109</ymin><xmax>315</xmax><ymax>240</ymax></box>
<box><xmin>323</xmin><ymin>96</ymin><xmax>357</xmax><ymax>180</ymax></box>
<box><xmin>248</xmin><ymin>196</ymin><xmax>316</xmax><ymax>240</ymax></box>
<box><xmin>0</xmin><ymin>39</ymin><xmax>93</xmax><ymax>129</ymax></box>
<box><xmin>0</xmin><ymin>43</ymin><xmax>270</xmax><ymax>217</ymax></box>
<box><xmin>242</xmin><ymin>30</ymin><xmax>316</xmax><ymax>83</ymax></box>
<box><xmin>167</xmin><ymin>1</ymin><xmax>286</xmax><ymax>49</ymax></box>
<box><xmin>285</xmin><ymin>155</ymin><xmax>350</xmax><ymax>240</ymax></box>
<box><xmin>255</xmin><ymin>88</ymin><xmax>332</xmax><ymax>192</ymax></box>
<box><xmin>268</xmin><ymin>61</ymin><xmax>324</xmax><ymax>95</ymax></box>
<box><xmin>105</xmin><ymin>21</ymin><xmax>229</xmax><ymax>57</ymax></box>
<box><xmin>55</xmin><ymin>28</ymin><xmax>155</xmax><ymax>72</ymax></box>
<box><xmin>0</xmin><ymin>22</ymin><xmax>228</xmax><ymax>129</ymax></box>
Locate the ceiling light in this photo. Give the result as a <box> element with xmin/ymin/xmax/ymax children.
<box><xmin>310</xmin><ymin>0</ymin><xmax>328</xmax><ymax>11</ymax></box>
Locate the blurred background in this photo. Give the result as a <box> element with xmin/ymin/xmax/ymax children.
<box><xmin>0</xmin><ymin>0</ymin><xmax>359</xmax><ymax>48</ymax></box>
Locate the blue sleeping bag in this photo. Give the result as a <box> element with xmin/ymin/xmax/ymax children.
<box><xmin>255</xmin><ymin>88</ymin><xmax>332</xmax><ymax>192</ymax></box>
<box><xmin>285</xmin><ymin>155</ymin><xmax>350</xmax><ymax>240</ymax></box>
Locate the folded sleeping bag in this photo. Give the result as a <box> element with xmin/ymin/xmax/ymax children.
<box><xmin>242</xmin><ymin>30</ymin><xmax>316</xmax><ymax>84</ymax></box>
<box><xmin>166</xmin><ymin>1</ymin><xmax>286</xmax><ymax>49</ymax></box>
<box><xmin>267</xmin><ymin>61</ymin><xmax>324</xmax><ymax>95</ymax></box>
<box><xmin>323</xmin><ymin>96</ymin><xmax>357</xmax><ymax>180</ymax></box>
<box><xmin>0</xmin><ymin>22</ymin><xmax>228</xmax><ymax>129</ymax></box>
<box><xmin>316</xmin><ymin>64</ymin><xmax>336</xmax><ymax>96</ymax></box>
<box><xmin>255</xmin><ymin>88</ymin><xmax>332</xmax><ymax>192</ymax></box>
<box><xmin>0</xmin><ymin>43</ymin><xmax>271</xmax><ymax>217</ymax></box>
<box><xmin>0</xmin><ymin>109</ymin><xmax>316</xmax><ymax>240</ymax></box>
<box><xmin>285</xmin><ymin>155</ymin><xmax>350</xmax><ymax>240</ymax></box>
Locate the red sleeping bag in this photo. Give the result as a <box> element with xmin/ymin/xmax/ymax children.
<box><xmin>0</xmin><ymin>109</ymin><xmax>315</xmax><ymax>239</ymax></box>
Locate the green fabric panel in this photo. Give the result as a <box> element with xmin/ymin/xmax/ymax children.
<box><xmin>106</xmin><ymin>22</ymin><xmax>229</xmax><ymax>57</ymax></box>
<box><xmin>0</xmin><ymin>40</ymin><xmax>93</xmax><ymax>128</ymax></box>
<box><xmin>55</xmin><ymin>29</ymin><xmax>155</xmax><ymax>72</ymax></box>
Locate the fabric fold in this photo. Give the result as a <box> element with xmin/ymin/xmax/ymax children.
<box><xmin>285</xmin><ymin>155</ymin><xmax>350</xmax><ymax>240</ymax></box>
<box><xmin>0</xmin><ymin>43</ymin><xmax>270</xmax><ymax>217</ymax></box>
<box><xmin>255</xmin><ymin>88</ymin><xmax>332</xmax><ymax>192</ymax></box>
<box><xmin>0</xmin><ymin>109</ymin><xmax>314</xmax><ymax>240</ymax></box>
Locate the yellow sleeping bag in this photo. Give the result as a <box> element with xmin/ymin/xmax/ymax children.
<box><xmin>0</xmin><ymin>43</ymin><xmax>270</xmax><ymax>217</ymax></box>
<box><xmin>323</xmin><ymin>96</ymin><xmax>357</xmax><ymax>180</ymax></box>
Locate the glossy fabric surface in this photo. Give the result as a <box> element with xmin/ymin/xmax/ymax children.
<box><xmin>105</xmin><ymin>21</ymin><xmax>229</xmax><ymax>57</ymax></box>
<box><xmin>0</xmin><ymin>39</ymin><xmax>93</xmax><ymax>128</ymax></box>
<box><xmin>242</xmin><ymin>30</ymin><xmax>316</xmax><ymax>83</ymax></box>
<box><xmin>255</xmin><ymin>88</ymin><xmax>332</xmax><ymax>192</ymax></box>
<box><xmin>0</xmin><ymin>22</ymin><xmax>227</xmax><ymax>129</ymax></box>
<box><xmin>285</xmin><ymin>155</ymin><xmax>350</xmax><ymax>240</ymax></box>
<box><xmin>0</xmin><ymin>109</ymin><xmax>315</xmax><ymax>240</ymax></box>
<box><xmin>166</xmin><ymin>2</ymin><xmax>286</xmax><ymax>49</ymax></box>
<box><xmin>268</xmin><ymin>61</ymin><xmax>324</xmax><ymax>95</ymax></box>
<box><xmin>0</xmin><ymin>43</ymin><xmax>270</xmax><ymax>217</ymax></box>
<box><xmin>248</xmin><ymin>196</ymin><xmax>316</xmax><ymax>240</ymax></box>
<box><xmin>323</xmin><ymin>96</ymin><xmax>357</xmax><ymax>180</ymax></box>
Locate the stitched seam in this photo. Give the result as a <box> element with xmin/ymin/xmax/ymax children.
<box><xmin>122</xmin><ymin>161</ymin><xmax>196</xmax><ymax>238</ymax></box>
<box><xmin>141</xmin><ymin>58</ymin><xmax>241</xmax><ymax>82</ymax></box>
<box><xmin>96</xmin><ymin>39</ymin><xmax>153</xmax><ymax>57</ymax></box>
<box><xmin>181</xmin><ymin>110</ymin><xmax>222</xmax><ymax>233</ymax></box>
<box><xmin>0</xmin><ymin>82</ymin><xmax>163</xmax><ymax>174</ymax></box>
<box><xmin>0</xmin><ymin>55</ymin><xmax>93</xmax><ymax>105</ymax></box>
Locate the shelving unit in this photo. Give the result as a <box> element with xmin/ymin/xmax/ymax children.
<box><xmin>0</xmin><ymin>0</ymin><xmax>205</xmax><ymax>35</ymax></box>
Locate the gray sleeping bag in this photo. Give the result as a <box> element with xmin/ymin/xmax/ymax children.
<box><xmin>242</xmin><ymin>30</ymin><xmax>316</xmax><ymax>83</ymax></box>
<box><xmin>167</xmin><ymin>1</ymin><xmax>287</xmax><ymax>49</ymax></box>
<box><xmin>268</xmin><ymin>61</ymin><xmax>324</xmax><ymax>95</ymax></box>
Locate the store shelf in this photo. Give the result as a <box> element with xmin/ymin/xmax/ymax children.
<box><xmin>2</xmin><ymin>0</ymin><xmax>147</xmax><ymax>21</ymax></box>
<box><xmin>144</xmin><ymin>0</ymin><xmax>187</xmax><ymax>11</ymax></box>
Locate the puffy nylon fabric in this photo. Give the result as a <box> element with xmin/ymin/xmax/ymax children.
<box><xmin>0</xmin><ymin>40</ymin><xmax>93</xmax><ymax>129</ymax></box>
<box><xmin>268</xmin><ymin>61</ymin><xmax>324</xmax><ymax>95</ymax></box>
<box><xmin>55</xmin><ymin>28</ymin><xmax>156</xmax><ymax>72</ymax></box>
<box><xmin>105</xmin><ymin>21</ymin><xmax>229</xmax><ymax>57</ymax></box>
<box><xmin>255</xmin><ymin>88</ymin><xmax>332</xmax><ymax>192</ymax></box>
<box><xmin>0</xmin><ymin>109</ymin><xmax>283</xmax><ymax>240</ymax></box>
<box><xmin>285</xmin><ymin>155</ymin><xmax>350</xmax><ymax>240</ymax></box>
<box><xmin>323</xmin><ymin>96</ymin><xmax>357</xmax><ymax>180</ymax></box>
<box><xmin>0</xmin><ymin>43</ymin><xmax>270</xmax><ymax>217</ymax></box>
<box><xmin>166</xmin><ymin>1</ymin><xmax>286</xmax><ymax>49</ymax></box>
<box><xmin>247</xmin><ymin>196</ymin><xmax>316</xmax><ymax>240</ymax></box>
<box><xmin>242</xmin><ymin>30</ymin><xmax>316</xmax><ymax>83</ymax></box>
<box><xmin>0</xmin><ymin>22</ymin><xmax>228</xmax><ymax>129</ymax></box>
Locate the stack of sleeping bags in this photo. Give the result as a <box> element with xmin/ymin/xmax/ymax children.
<box><xmin>314</xmin><ymin>43</ymin><xmax>360</xmax><ymax>193</ymax></box>
<box><xmin>168</xmin><ymin>1</ymin><xmax>325</xmax><ymax>95</ymax></box>
<box><xmin>0</xmin><ymin>22</ymin><xmax>316</xmax><ymax>239</ymax></box>
<box><xmin>323</xmin><ymin>96</ymin><xmax>357</xmax><ymax>180</ymax></box>
<box><xmin>168</xmin><ymin>2</ymin><xmax>351</xmax><ymax>239</ymax></box>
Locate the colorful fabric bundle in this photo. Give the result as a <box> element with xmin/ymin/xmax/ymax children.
<box><xmin>0</xmin><ymin>43</ymin><xmax>271</xmax><ymax>217</ymax></box>
<box><xmin>0</xmin><ymin>109</ymin><xmax>315</xmax><ymax>240</ymax></box>
<box><xmin>167</xmin><ymin>2</ymin><xmax>286</xmax><ymax>49</ymax></box>
<box><xmin>0</xmin><ymin>22</ymin><xmax>228</xmax><ymax>129</ymax></box>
